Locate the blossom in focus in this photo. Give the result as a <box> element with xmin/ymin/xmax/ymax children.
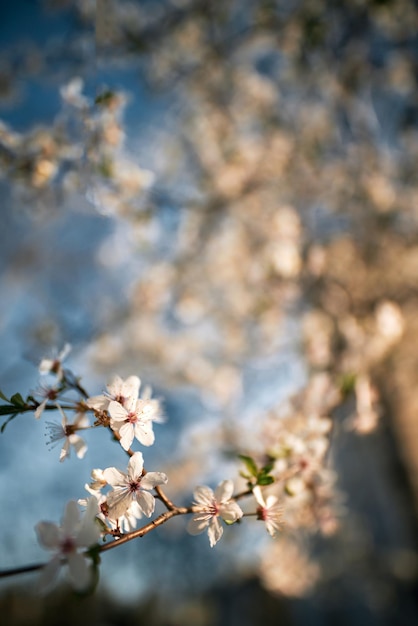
<box><xmin>188</xmin><ymin>480</ymin><xmax>243</xmax><ymax>547</ymax></box>
<box><xmin>253</xmin><ymin>486</ymin><xmax>282</xmax><ymax>537</ymax></box>
<box><xmin>35</xmin><ymin>498</ymin><xmax>101</xmax><ymax>591</ymax></box>
<box><xmin>45</xmin><ymin>405</ymin><xmax>89</xmax><ymax>462</ymax></box>
<box><xmin>103</xmin><ymin>451</ymin><xmax>167</xmax><ymax>519</ymax></box>
<box><xmin>86</xmin><ymin>374</ymin><xmax>141</xmax><ymax>412</ymax></box>
<box><xmin>108</xmin><ymin>389</ymin><xmax>162</xmax><ymax>450</ymax></box>
<box><xmin>39</xmin><ymin>343</ymin><xmax>71</xmax><ymax>380</ymax></box>
<box><xmin>79</xmin><ymin>485</ymin><xmax>143</xmax><ymax>533</ymax></box>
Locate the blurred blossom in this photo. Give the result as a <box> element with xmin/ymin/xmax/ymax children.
<box><xmin>259</xmin><ymin>537</ymin><xmax>321</xmax><ymax>598</ymax></box>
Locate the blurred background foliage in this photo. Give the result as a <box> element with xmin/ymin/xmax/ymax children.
<box><xmin>1</xmin><ymin>0</ymin><xmax>418</xmax><ymax>624</ymax></box>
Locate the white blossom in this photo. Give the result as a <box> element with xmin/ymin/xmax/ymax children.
<box><xmin>253</xmin><ymin>486</ymin><xmax>282</xmax><ymax>537</ymax></box>
<box><xmin>86</xmin><ymin>374</ymin><xmax>141</xmax><ymax>412</ymax></box>
<box><xmin>45</xmin><ymin>405</ymin><xmax>89</xmax><ymax>462</ymax></box>
<box><xmin>188</xmin><ymin>480</ymin><xmax>243</xmax><ymax>547</ymax></box>
<box><xmin>103</xmin><ymin>452</ymin><xmax>167</xmax><ymax>519</ymax></box>
<box><xmin>79</xmin><ymin>485</ymin><xmax>143</xmax><ymax>533</ymax></box>
<box><xmin>108</xmin><ymin>390</ymin><xmax>162</xmax><ymax>450</ymax></box>
<box><xmin>39</xmin><ymin>343</ymin><xmax>71</xmax><ymax>380</ymax></box>
<box><xmin>35</xmin><ymin>498</ymin><xmax>101</xmax><ymax>591</ymax></box>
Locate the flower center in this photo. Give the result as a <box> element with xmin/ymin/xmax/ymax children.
<box><xmin>256</xmin><ymin>505</ymin><xmax>267</xmax><ymax>521</ymax></box>
<box><xmin>128</xmin><ymin>480</ymin><xmax>141</xmax><ymax>494</ymax></box>
<box><xmin>60</xmin><ymin>536</ymin><xmax>76</xmax><ymax>555</ymax></box>
<box><xmin>126</xmin><ymin>412</ymin><xmax>138</xmax><ymax>424</ymax></box>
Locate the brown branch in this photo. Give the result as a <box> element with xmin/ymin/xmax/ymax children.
<box><xmin>98</xmin><ymin>506</ymin><xmax>193</xmax><ymax>552</ymax></box>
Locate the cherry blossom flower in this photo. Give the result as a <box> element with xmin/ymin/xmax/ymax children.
<box><xmin>34</xmin><ymin>385</ymin><xmax>60</xmax><ymax>419</ymax></box>
<box><xmin>108</xmin><ymin>390</ymin><xmax>162</xmax><ymax>450</ymax></box>
<box><xmin>35</xmin><ymin>498</ymin><xmax>101</xmax><ymax>591</ymax></box>
<box><xmin>188</xmin><ymin>480</ymin><xmax>243</xmax><ymax>547</ymax></box>
<box><xmin>253</xmin><ymin>486</ymin><xmax>282</xmax><ymax>537</ymax></box>
<box><xmin>39</xmin><ymin>343</ymin><xmax>71</xmax><ymax>380</ymax></box>
<box><xmin>79</xmin><ymin>485</ymin><xmax>143</xmax><ymax>533</ymax></box>
<box><xmin>86</xmin><ymin>374</ymin><xmax>141</xmax><ymax>412</ymax></box>
<box><xmin>103</xmin><ymin>451</ymin><xmax>167</xmax><ymax>519</ymax></box>
<box><xmin>45</xmin><ymin>405</ymin><xmax>89</xmax><ymax>462</ymax></box>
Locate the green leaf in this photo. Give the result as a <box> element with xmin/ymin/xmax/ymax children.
<box><xmin>259</xmin><ymin>460</ymin><xmax>275</xmax><ymax>475</ymax></box>
<box><xmin>10</xmin><ymin>393</ymin><xmax>25</xmax><ymax>408</ymax></box>
<box><xmin>256</xmin><ymin>475</ymin><xmax>274</xmax><ymax>486</ymax></box>
<box><xmin>95</xmin><ymin>90</ymin><xmax>115</xmax><ymax>106</ymax></box>
<box><xmin>238</xmin><ymin>454</ymin><xmax>258</xmax><ymax>477</ymax></box>
<box><xmin>0</xmin><ymin>389</ymin><xmax>9</xmax><ymax>402</ymax></box>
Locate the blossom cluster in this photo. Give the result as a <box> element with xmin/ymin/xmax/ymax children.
<box><xmin>0</xmin><ymin>346</ymin><xmax>299</xmax><ymax>592</ymax></box>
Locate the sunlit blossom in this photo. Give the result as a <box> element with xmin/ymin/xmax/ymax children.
<box><xmin>108</xmin><ymin>390</ymin><xmax>162</xmax><ymax>450</ymax></box>
<box><xmin>188</xmin><ymin>480</ymin><xmax>243</xmax><ymax>547</ymax></box>
<box><xmin>79</xmin><ymin>485</ymin><xmax>143</xmax><ymax>533</ymax></box>
<box><xmin>253</xmin><ymin>486</ymin><xmax>283</xmax><ymax>537</ymax></box>
<box><xmin>86</xmin><ymin>374</ymin><xmax>141</xmax><ymax>412</ymax></box>
<box><xmin>103</xmin><ymin>451</ymin><xmax>167</xmax><ymax>519</ymax></box>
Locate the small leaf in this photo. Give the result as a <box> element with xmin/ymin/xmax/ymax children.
<box><xmin>0</xmin><ymin>389</ymin><xmax>10</xmax><ymax>402</ymax></box>
<box><xmin>256</xmin><ymin>475</ymin><xmax>274</xmax><ymax>486</ymax></box>
<box><xmin>259</xmin><ymin>460</ymin><xmax>275</xmax><ymax>475</ymax></box>
<box><xmin>95</xmin><ymin>90</ymin><xmax>115</xmax><ymax>106</ymax></box>
<box><xmin>10</xmin><ymin>393</ymin><xmax>25</xmax><ymax>408</ymax></box>
<box><xmin>238</xmin><ymin>454</ymin><xmax>258</xmax><ymax>478</ymax></box>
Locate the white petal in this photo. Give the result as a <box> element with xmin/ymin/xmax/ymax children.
<box><xmin>61</xmin><ymin>501</ymin><xmax>80</xmax><ymax>535</ymax></box>
<box><xmin>59</xmin><ymin>343</ymin><xmax>72</xmax><ymax>361</ymax></box>
<box><xmin>67</xmin><ymin>552</ymin><xmax>91</xmax><ymax>591</ymax></box>
<box><xmin>187</xmin><ymin>516</ymin><xmax>209</xmax><ymax>536</ymax></box>
<box><xmin>103</xmin><ymin>467</ymin><xmax>127</xmax><ymax>488</ymax></box>
<box><xmin>136</xmin><ymin>490</ymin><xmax>155</xmax><ymax>517</ymax></box>
<box><xmin>193</xmin><ymin>486</ymin><xmax>215</xmax><ymax>507</ymax></box>
<box><xmin>74</xmin><ymin>413</ymin><xmax>90</xmax><ymax>428</ymax></box>
<box><xmin>35</xmin><ymin>522</ymin><xmax>60</xmax><ymax>549</ymax></box>
<box><xmin>215</xmin><ymin>480</ymin><xmax>234</xmax><ymax>504</ymax></box>
<box><xmin>121</xmin><ymin>376</ymin><xmax>141</xmax><ymax>401</ymax></box>
<box><xmin>35</xmin><ymin>399</ymin><xmax>47</xmax><ymax>420</ymax></box>
<box><xmin>134</xmin><ymin>422</ymin><xmax>155</xmax><ymax>446</ymax></box>
<box><xmin>140</xmin><ymin>472</ymin><xmax>168</xmax><ymax>490</ymax></box>
<box><xmin>207</xmin><ymin>518</ymin><xmax>223</xmax><ymax>547</ymax></box>
<box><xmin>76</xmin><ymin>498</ymin><xmax>101</xmax><ymax>546</ymax></box>
<box><xmin>59</xmin><ymin>439</ymin><xmax>70</xmax><ymax>462</ymax></box>
<box><xmin>70</xmin><ymin>435</ymin><xmax>88</xmax><ymax>459</ymax></box>
<box><xmin>128</xmin><ymin>452</ymin><xmax>144</xmax><ymax>479</ymax></box>
<box><xmin>265</xmin><ymin>494</ymin><xmax>279</xmax><ymax>508</ymax></box>
<box><xmin>252</xmin><ymin>485</ymin><xmax>265</xmax><ymax>507</ymax></box>
<box><xmin>219</xmin><ymin>501</ymin><xmax>243</xmax><ymax>522</ymax></box>
<box><xmin>108</xmin><ymin>400</ymin><xmax>128</xmax><ymax>421</ymax></box>
<box><xmin>107</xmin><ymin>375</ymin><xmax>124</xmax><ymax>397</ymax></box>
<box><xmin>107</xmin><ymin>489</ymin><xmax>133</xmax><ymax>520</ymax></box>
<box><xmin>39</xmin><ymin>358</ymin><xmax>53</xmax><ymax>374</ymax></box>
<box><xmin>118</xmin><ymin>422</ymin><xmax>134</xmax><ymax>450</ymax></box>
<box><xmin>86</xmin><ymin>395</ymin><xmax>109</xmax><ymax>411</ymax></box>
<box><xmin>37</xmin><ymin>555</ymin><xmax>62</xmax><ymax>591</ymax></box>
